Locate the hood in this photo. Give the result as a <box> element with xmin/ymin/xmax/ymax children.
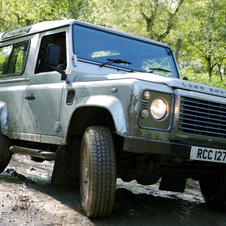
<box><xmin>74</xmin><ymin>72</ymin><xmax>226</xmax><ymax>98</ymax></box>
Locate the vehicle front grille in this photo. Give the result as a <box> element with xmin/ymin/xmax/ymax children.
<box><xmin>178</xmin><ymin>96</ymin><xmax>226</xmax><ymax>139</ymax></box>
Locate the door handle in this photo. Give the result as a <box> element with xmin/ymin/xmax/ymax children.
<box><xmin>25</xmin><ymin>96</ymin><xmax>35</xmax><ymax>101</ymax></box>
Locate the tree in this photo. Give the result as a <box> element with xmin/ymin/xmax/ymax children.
<box><xmin>78</xmin><ymin>0</ymin><xmax>185</xmax><ymax>50</ymax></box>
<box><xmin>0</xmin><ymin>0</ymin><xmax>89</xmax><ymax>32</ymax></box>
<box><xmin>185</xmin><ymin>0</ymin><xmax>226</xmax><ymax>79</ymax></box>
<box><xmin>140</xmin><ymin>0</ymin><xmax>185</xmax><ymax>41</ymax></box>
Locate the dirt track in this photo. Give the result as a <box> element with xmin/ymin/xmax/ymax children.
<box><xmin>1</xmin><ymin>154</ymin><xmax>226</xmax><ymax>226</ymax></box>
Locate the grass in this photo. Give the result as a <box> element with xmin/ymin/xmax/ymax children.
<box><xmin>0</xmin><ymin>175</ymin><xmax>19</xmax><ymax>180</ymax></box>
<box><xmin>33</xmin><ymin>179</ymin><xmax>51</xmax><ymax>185</ymax></box>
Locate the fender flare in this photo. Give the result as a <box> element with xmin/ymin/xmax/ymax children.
<box><xmin>0</xmin><ymin>102</ymin><xmax>8</xmax><ymax>136</ymax></box>
<box><xmin>76</xmin><ymin>95</ymin><xmax>127</xmax><ymax>136</ymax></box>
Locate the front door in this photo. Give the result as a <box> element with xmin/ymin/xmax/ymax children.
<box><xmin>21</xmin><ymin>73</ymin><xmax>64</xmax><ymax>136</ymax></box>
<box><xmin>21</xmin><ymin>31</ymin><xmax>67</xmax><ymax>138</ymax></box>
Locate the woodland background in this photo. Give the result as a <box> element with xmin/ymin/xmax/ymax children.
<box><xmin>0</xmin><ymin>0</ymin><xmax>225</xmax><ymax>88</ymax></box>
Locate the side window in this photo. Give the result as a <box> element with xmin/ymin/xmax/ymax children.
<box><xmin>36</xmin><ymin>32</ymin><xmax>66</xmax><ymax>73</ymax></box>
<box><xmin>0</xmin><ymin>41</ymin><xmax>29</xmax><ymax>76</ymax></box>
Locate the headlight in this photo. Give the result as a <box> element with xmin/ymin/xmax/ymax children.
<box><xmin>150</xmin><ymin>98</ymin><xmax>168</xmax><ymax>120</ymax></box>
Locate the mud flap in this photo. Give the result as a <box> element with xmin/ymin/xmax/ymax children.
<box><xmin>51</xmin><ymin>144</ymin><xmax>80</xmax><ymax>185</ymax></box>
<box><xmin>159</xmin><ymin>176</ymin><xmax>186</xmax><ymax>192</ymax></box>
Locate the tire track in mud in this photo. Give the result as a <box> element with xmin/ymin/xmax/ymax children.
<box><xmin>1</xmin><ymin>154</ymin><xmax>226</xmax><ymax>226</ymax></box>
<box><xmin>0</xmin><ymin>155</ymin><xmax>90</xmax><ymax>226</ymax></box>
<box><xmin>0</xmin><ymin>180</ymin><xmax>89</xmax><ymax>225</ymax></box>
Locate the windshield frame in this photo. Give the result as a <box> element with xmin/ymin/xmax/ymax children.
<box><xmin>72</xmin><ymin>22</ymin><xmax>180</xmax><ymax>78</ymax></box>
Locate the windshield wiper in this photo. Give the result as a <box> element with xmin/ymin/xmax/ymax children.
<box><xmin>100</xmin><ymin>59</ymin><xmax>132</xmax><ymax>67</ymax></box>
<box><xmin>149</xmin><ymin>67</ymin><xmax>171</xmax><ymax>73</ymax></box>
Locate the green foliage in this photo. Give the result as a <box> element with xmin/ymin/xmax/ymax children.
<box><xmin>0</xmin><ymin>0</ymin><xmax>89</xmax><ymax>31</ymax></box>
<box><xmin>180</xmin><ymin>69</ymin><xmax>226</xmax><ymax>90</ymax></box>
<box><xmin>176</xmin><ymin>0</ymin><xmax>226</xmax><ymax>79</ymax></box>
<box><xmin>78</xmin><ymin>0</ymin><xmax>185</xmax><ymax>43</ymax></box>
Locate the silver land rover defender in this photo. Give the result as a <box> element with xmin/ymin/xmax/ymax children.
<box><xmin>1</xmin><ymin>19</ymin><xmax>226</xmax><ymax>218</ymax></box>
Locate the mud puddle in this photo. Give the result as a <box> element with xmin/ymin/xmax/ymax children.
<box><xmin>1</xmin><ymin>154</ymin><xmax>226</xmax><ymax>225</ymax></box>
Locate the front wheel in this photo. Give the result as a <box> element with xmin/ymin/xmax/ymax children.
<box><xmin>80</xmin><ymin>126</ymin><xmax>116</xmax><ymax>218</ymax></box>
<box><xmin>199</xmin><ymin>169</ymin><xmax>226</xmax><ymax>211</ymax></box>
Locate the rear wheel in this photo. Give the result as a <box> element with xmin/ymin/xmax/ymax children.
<box><xmin>80</xmin><ymin>126</ymin><xmax>116</xmax><ymax>218</ymax></box>
<box><xmin>199</xmin><ymin>169</ymin><xmax>226</xmax><ymax>211</ymax></box>
<box><xmin>0</xmin><ymin>133</ymin><xmax>12</xmax><ymax>173</ymax></box>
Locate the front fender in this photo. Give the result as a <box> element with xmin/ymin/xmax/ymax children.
<box><xmin>76</xmin><ymin>95</ymin><xmax>127</xmax><ymax>135</ymax></box>
<box><xmin>0</xmin><ymin>102</ymin><xmax>8</xmax><ymax>136</ymax></box>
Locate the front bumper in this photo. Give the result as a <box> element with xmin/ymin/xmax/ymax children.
<box><xmin>123</xmin><ymin>137</ymin><xmax>191</xmax><ymax>158</ymax></box>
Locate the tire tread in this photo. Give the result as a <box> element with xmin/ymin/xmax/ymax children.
<box><xmin>81</xmin><ymin>126</ymin><xmax>116</xmax><ymax>218</ymax></box>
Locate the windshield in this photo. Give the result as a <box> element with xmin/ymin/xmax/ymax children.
<box><xmin>73</xmin><ymin>24</ymin><xmax>179</xmax><ymax>78</ymax></box>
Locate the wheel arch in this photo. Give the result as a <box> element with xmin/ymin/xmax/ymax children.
<box><xmin>66</xmin><ymin>95</ymin><xmax>127</xmax><ymax>143</ymax></box>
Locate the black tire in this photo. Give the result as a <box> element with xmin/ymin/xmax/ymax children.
<box><xmin>199</xmin><ymin>169</ymin><xmax>226</xmax><ymax>211</ymax></box>
<box><xmin>80</xmin><ymin>126</ymin><xmax>116</xmax><ymax>218</ymax></box>
<box><xmin>0</xmin><ymin>133</ymin><xmax>12</xmax><ymax>173</ymax></box>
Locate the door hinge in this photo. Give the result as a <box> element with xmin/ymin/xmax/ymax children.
<box><xmin>54</xmin><ymin>122</ymin><xmax>61</xmax><ymax>132</ymax></box>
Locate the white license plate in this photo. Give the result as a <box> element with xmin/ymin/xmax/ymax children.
<box><xmin>190</xmin><ymin>146</ymin><xmax>226</xmax><ymax>163</ymax></box>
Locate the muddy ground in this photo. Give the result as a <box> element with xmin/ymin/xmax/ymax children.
<box><xmin>1</xmin><ymin>155</ymin><xmax>226</xmax><ymax>226</ymax></box>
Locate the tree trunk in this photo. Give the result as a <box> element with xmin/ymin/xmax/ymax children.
<box><xmin>175</xmin><ymin>38</ymin><xmax>182</xmax><ymax>63</ymax></box>
<box><xmin>206</xmin><ymin>57</ymin><xmax>212</xmax><ymax>79</ymax></box>
<box><xmin>208</xmin><ymin>66</ymin><xmax>213</xmax><ymax>79</ymax></box>
<box><xmin>26</xmin><ymin>19</ymin><xmax>32</xmax><ymax>26</ymax></box>
<box><xmin>217</xmin><ymin>64</ymin><xmax>223</xmax><ymax>81</ymax></box>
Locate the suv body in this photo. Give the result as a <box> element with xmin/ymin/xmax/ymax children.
<box><xmin>1</xmin><ymin>19</ymin><xmax>226</xmax><ymax>217</ymax></box>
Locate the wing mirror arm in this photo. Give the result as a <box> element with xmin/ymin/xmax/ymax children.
<box><xmin>49</xmin><ymin>66</ymin><xmax>68</xmax><ymax>82</ymax></box>
<box><xmin>46</xmin><ymin>44</ymin><xmax>69</xmax><ymax>83</ymax></box>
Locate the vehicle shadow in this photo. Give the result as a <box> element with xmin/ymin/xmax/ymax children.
<box><xmin>1</xmin><ymin>158</ymin><xmax>226</xmax><ymax>226</ymax></box>
<box><xmin>21</xmin><ymin>180</ymin><xmax>226</xmax><ymax>226</ymax></box>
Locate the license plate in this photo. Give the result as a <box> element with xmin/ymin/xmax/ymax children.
<box><xmin>190</xmin><ymin>146</ymin><xmax>226</xmax><ymax>163</ymax></box>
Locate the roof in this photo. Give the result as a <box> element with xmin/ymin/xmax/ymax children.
<box><xmin>0</xmin><ymin>19</ymin><xmax>172</xmax><ymax>50</ymax></box>
<box><xmin>0</xmin><ymin>19</ymin><xmax>74</xmax><ymax>41</ymax></box>
<box><xmin>29</xmin><ymin>19</ymin><xmax>74</xmax><ymax>34</ymax></box>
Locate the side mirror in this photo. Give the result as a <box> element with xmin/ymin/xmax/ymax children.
<box><xmin>183</xmin><ymin>77</ymin><xmax>188</xmax><ymax>81</ymax></box>
<box><xmin>46</xmin><ymin>44</ymin><xmax>67</xmax><ymax>81</ymax></box>
<box><xmin>46</xmin><ymin>44</ymin><xmax>61</xmax><ymax>66</ymax></box>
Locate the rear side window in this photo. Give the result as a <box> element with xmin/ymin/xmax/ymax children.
<box><xmin>0</xmin><ymin>41</ymin><xmax>29</xmax><ymax>76</ymax></box>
